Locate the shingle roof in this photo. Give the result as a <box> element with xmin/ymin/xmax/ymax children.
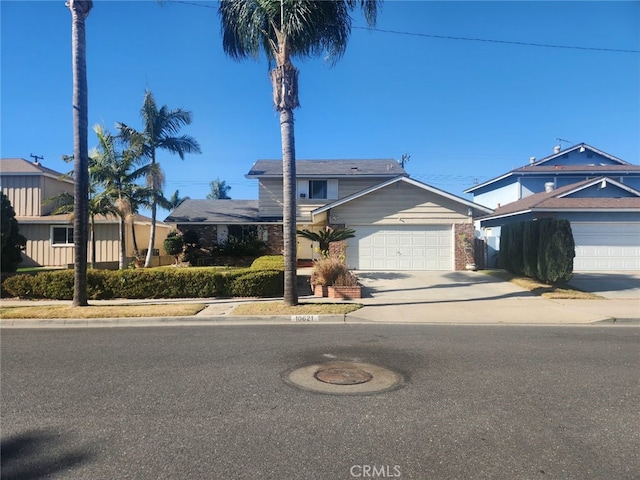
<box><xmin>246</xmin><ymin>159</ymin><xmax>406</xmax><ymax>177</ymax></box>
<box><xmin>0</xmin><ymin>158</ymin><xmax>70</xmax><ymax>180</ymax></box>
<box><xmin>164</xmin><ymin>200</ymin><xmax>267</xmax><ymax>224</ymax></box>
<box><xmin>480</xmin><ymin>177</ymin><xmax>640</xmax><ymax>220</ymax></box>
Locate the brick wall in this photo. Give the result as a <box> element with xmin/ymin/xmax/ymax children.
<box><xmin>454</xmin><ymin>223</ymin><xmax>476</xmax><ymax>270</ymax></box>
<box><xmin>177</xmin><ymin>224</ymin><xmax>217</xmax><ymax>249</ymax></box>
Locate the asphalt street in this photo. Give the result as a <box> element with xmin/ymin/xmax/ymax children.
<box><xmin>1</xmin><ymin>324</ymin><xmax>638</xmax><ymax>480</ymax></box>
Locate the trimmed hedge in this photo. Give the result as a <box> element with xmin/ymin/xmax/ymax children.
<box><xmin>2</xmin><ymin>267</ymin><xmax>284</xmax><ymax>300</ymax></box>
<box><xmin>250</xmin><ymin>255</ymin><xmax>285</xmax><ymax>270</ymax></box>
<box><xmin>500</xmin><ymin>218</ymin><xmax>575</xmax><ymax>284</ymax></box>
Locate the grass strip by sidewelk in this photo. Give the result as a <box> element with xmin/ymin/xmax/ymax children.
<box><xmin>231</xmin><ymin>302</ymin><xmax>362</xmax><ymax>316</ymax></box>
<box><xmin>0</xmin><ymin>304</ymin><xmax>207</xmax><ymax>319</ymax></box>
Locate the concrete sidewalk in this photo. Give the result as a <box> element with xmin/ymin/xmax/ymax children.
<box><xmin>1</xmin><ymin>270</ymin><xmax>638</xmax><ymax>327</ymax></box>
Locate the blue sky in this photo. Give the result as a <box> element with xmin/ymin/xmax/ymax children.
<box><xmin>2</xmin><ymin>1</ymin><xmax>639</xmax><ymax>218</ymax></box>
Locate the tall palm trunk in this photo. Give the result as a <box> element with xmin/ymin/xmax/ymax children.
<box><xmin>118</xmin><ymin>216</ymin><xmax>126</xmax><ymax>270</ymax></box>
<box><xmin>69</xmin><ymin>0</ymin><xmax>92</xmax><ymax>306</ymax></box>
<box><xmin>90</xmin><ymin>214</ymin><xmax>96</xmax><ymax>267</ymax></box>
<box><xmin>144</xmin><ymin>154</ymin><xmax>157</xmax><ymax>268</ymax></box>
<box><xmin>271</xmin><ymin>33</ymin><xmax>300</xmax><ymax>306</ymax></box>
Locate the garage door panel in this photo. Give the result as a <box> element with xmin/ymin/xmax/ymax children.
<box><xmin>572</xmin><ymin>223</ymin><xmax>640</xmax><ymax>271</ymax></box>
<box><xmin>346</xmin><ymin>225</ymin><xmax>452</xmax><ymax>271</ymax></box>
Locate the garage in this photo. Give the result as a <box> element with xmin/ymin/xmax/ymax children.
<box><xmin>572</xmin><ymin>223</ymin><xmax>640</xmax><ymax>271</ymax></box>
<box><xmin>346</xmin><ymin>225</ymin><xmax>452</xmax><ymax>271</ymax></box>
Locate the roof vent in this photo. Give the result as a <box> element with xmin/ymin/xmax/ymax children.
<box><xmin>553</xmin><ymin>145</ymin><xmax>561</xmax><ymax>154</ymax></box>
<box><xmin>529</xmin><ymin>156</ymin><xmax>536</xmax><ymax>164</ymax></box>
<box><xmin>544</xmin><ymin>182</ymin><xmax>555</xmax><ymax>193</ymax></box>
<box><xmin>351</xmin><ymin>167</ymin><xmax>358</xmax><ymax>174</ymax></box>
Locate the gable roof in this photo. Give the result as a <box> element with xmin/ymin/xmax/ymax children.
<box><xmin>464</xmin><ymin>144</ymin><xmax>636</xmax><ymax>194</ymax></box>
<box><xmin>0</xmin><ymin>158</ymin><xmax>72</xmax><ymax>182</ymax></box>
<box><xmin>246</xmin><ymin>159</ymin><xmax>406</xmax><ymax>178</ymax></box>
<box><xmin>164</xmin><ymin>199</ymin><xmax>270</xmax><ymax>224</ymax></box>
<box><xmin>311</xmin><ymin>176</ymin><xmax>493</xmax><ymax>220</ymax></box>
<box><xmin>479</xmin><ymin>177</ymin><xmax>640</xmax><ymax>222</ymax></box>
<box><xmin>530</xmin><ymin>143</ymin><xmax>630</xmax><ymax>167</ymax></box>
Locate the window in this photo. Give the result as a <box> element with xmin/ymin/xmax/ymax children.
<box><xmin>309</xmin><ymin>180</ymin><xmax>328</xmax><ymax>199</ymax></box>
<box><xmin>52</xmin><ymin>226</ymin><xmax>74</xmax><ymax>245</ymax></box>
<box><xmin>228</xmin><ymin>225</ymin><xmax>258</xmax><ymax>241</ymax></box>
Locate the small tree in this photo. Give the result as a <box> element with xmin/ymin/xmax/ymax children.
<box><xmin>1</xmin><ymin>193</ymin><xmax>27</xmax><ymax>272</ymax></box>
<box><xmin>163</xmin><ymin>231</ymin><xmax>184</xmax><ymax>265</ymax></box>
<box><xmin>207</xmin><ymin>178</ymin><xmax>231</xmax><ymax>199</ymax></box>
<box><xmin>296</xmin><ymin>227</ymin><xmax>356</xmax><ymax>257</ymax></box>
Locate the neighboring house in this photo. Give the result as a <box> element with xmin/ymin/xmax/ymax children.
<box><xmin>165</xmin><ymin>159</ymin><xmax>493</xmax><ymax>271</ymax></box>
<box><xmin>463</xmin><ymin>144</ymin><xmax>640</xmax><ymax>271</ymax></box>
<box><xmin>0</xmin><ymin>158</ymin><xmax>172</xmax><ymax>268</ymax></box>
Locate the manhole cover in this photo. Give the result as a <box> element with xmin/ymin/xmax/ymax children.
<box><xmin>315</xmin><ymin>367</ymin><xmax>373</xmax><ymax>385</ymax></box>
<box><xmin>286</xmin><ymin>361</ymin><xmax>403</xmax><ymax>395</ymax></box>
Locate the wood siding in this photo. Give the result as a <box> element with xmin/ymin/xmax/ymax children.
<box><xmin>258</xmin><ymin>177</ymin><xmax>394</xmax><ymax>220</ymax></box>
<box><xmin>332</xmin><ymin>182</ymin><xmax>472</xmax><ymax>225</ymax></box>
<box><xmin>2</xmin><ymin>175</ymin><xmax>42</xmax><ymax>216</ymax></box>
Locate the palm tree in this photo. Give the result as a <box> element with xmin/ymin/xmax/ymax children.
<box><xmin>218</xmin><ymin>0</ymin><xmax>380</xmax><ymax>306</ymax></box>
<box><xmin>117</xmin><ymin>90</ymin><xmax>201</xmax><ymax>267</ymax></box>
<box><xmin>68</xmin><ymin>0</ymin><xmax>93</xmax><ymax>306</ymax></box>
<box><xmin>91</xmin><ymin>125</ymin><xmax>153</xmax><ymax>269</ymax></box>
<box><xmin>296</xmin><ymin>227</ymin><xmax>356</xmax><ymax>258</ymax></box>
<box><xmin>163</xmin><ymin>190</ymin><xmax>190</xmax><ymax>210</ymax></box>
<box><xmin>207</xmin><ymin>178</ymin><xmax>231</xmax><ymax>199</ymax></box>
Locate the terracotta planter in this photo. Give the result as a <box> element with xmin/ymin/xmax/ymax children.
<box><xmin>327</xmin><ymin>285</ymin><xmax>361</xmax><ymax>299</ymax></box>
<box><xmin>314</xmin><ymin>285</ymin><xmax>328</xmax><ymax>297</ymax></box>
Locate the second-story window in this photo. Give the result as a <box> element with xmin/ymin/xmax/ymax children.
<box><xmin>309</xmin><ymin>180</ymin><xmax>327</xmax><ymax>199</ymax></box>
<box><xmin>52</xmin><ymin>226</ymin><xmax>74</xmax><ymax>246</ymax></box>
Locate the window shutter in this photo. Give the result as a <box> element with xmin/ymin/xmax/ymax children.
<box><xmin>327</xmin><ymin>179</ymin><xmax>338</xmax><ymax>199</ymax></box>
<box><xmin>297</xmin><ymin>180</ymin><xmax>309</xmax><ymax>198</ymax></box>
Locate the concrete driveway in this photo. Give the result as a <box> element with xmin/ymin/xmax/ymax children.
<box><xmin>568</xmin><ymin>272</ymin><xmax>640</xmax><ymax>299</ymax></box>
<box><xmin>348</xmin><ymin>270</ymin><xmax>639</xmax><ymax>324</ymax></box>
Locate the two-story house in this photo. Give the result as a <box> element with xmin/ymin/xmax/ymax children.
<box><xmin>463</xmin><ymin>144</ymin><xmax>640</xmax><ymax>271</ymax></box>
<box><xmin>0</xmin><ymin>158</ymin><xmax>172</xmax><ymax>268</ymax></box>
<box><xmin>165</xmin><ymin>159</ymin><xmax>493</xmax><ymax>271</ymax></box>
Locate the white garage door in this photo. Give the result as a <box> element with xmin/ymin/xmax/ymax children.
<box><xmin>572</xmin><ymin>223</ymin><xmax>640</xmax><ymax>271</ymax></box>
<box><xmin>346</xmin><ymin>225</ymin><xmax>452</xmax><ymax>271</ymax></box>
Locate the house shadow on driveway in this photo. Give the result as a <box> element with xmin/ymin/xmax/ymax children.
<box><xmin>355</xmin><ymin>270</ymin><xmax>535</xmax><ymax>303</ymax></box>
<box><xmin>568</xmin><ymin>272</ymin><xmax>640</xmax><ymax>299</ymax></box>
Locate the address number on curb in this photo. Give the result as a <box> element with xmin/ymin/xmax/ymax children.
<box><xmin>291</xmin><ymin>315</ymin><xmax>319</xmax><ymax>322</ymax></box>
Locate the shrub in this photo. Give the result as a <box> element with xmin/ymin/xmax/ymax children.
<box><xmin>164</xmin><ymin>231</ymin><xmax>184</xmax><ymax>265</ymax></box>
<box><xmin>536</xmin><ymin>218</ymin><xmax>575</xmax><ymax>284</ymax></box>
<box><xmin>225</xmin><ymin>269</ymin><xmax>284</xmax><ymax>297</ymax></box>
<box><xmin>251</xmin><ymin>255</ymin><xmax>285</xmax><ymax>270</ymax></box>
<box><xmin>1</xmin><ymin>193</ymin><xmax>27</xmax><ymax>273</ymax></box>
<box><xmin>1</xmin><ymin>267</ymin><xmax>284</xmax><ymax>299</ymax></box>
<box><xmin>312</xmin><ymin>257</ymin><xmax>350</xmax><ymax>286</ymax></box>
<box><xmin>333</xmin><ymin>271</ymin><xmax>358</xmax><ymax>287</ymax></box>
<box><xmin>216</xmin><ymin>235</ymin><xmax>269</xmax><ymax>258</ymax></box>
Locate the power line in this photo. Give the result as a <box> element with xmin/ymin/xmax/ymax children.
<box><xmin>168</xmin><ymin>1</ymin><xmax>638</xmax><ymax>54</ymax></box>
<box><xmin>354</xmin><ymin>26</ymin><xmax>639</xmax><ymax>54</ymax></box>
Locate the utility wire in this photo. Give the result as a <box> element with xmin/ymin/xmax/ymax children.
<box><xmin>354</xmin><ymin>26</ymin><xmax>640</xmax><ymax>54</ymax></box>
<box><xmin>169</xmin><ymin>0</ymin><xmax>639</xmax><ymax>54</ymax></box>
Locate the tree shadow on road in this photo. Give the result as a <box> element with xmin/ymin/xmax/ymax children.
<box><xmin>1</xmin><ymin>429</ymin><xmax>93</xmax><ymax>480</ymax></box>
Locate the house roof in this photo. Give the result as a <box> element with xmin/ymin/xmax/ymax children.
<box><xmin>164</xmin><ymin>200</ymin><xmax>271</xmax><ymax>224</ymax></box>
<box><xmin>246</xmin><ymin>159</ymin><xmax>406</xmax><ymax>178</ymax></box>
<box><xmin>312</xmin><ymin>176</ymin><xmax>494</xmax><ymax>219</ymax></box>
<box><xmin>0</xmin><ymin>158</ymin><xmax>72</xmax><ymax>182</ymax></box>
<box><xmin>464</xmin><ymin>144</ymin><xmax>635</xmax><ymax>194</ymax></box>
<box><xmin>18</xmin><ymin>212</ymin><xmax>170</xmax><ymax>226</ymax></box>
<box><xmin>479</xmin><ymin>177</ymin><xmax>640</xmax><ymax>222</ymax></box>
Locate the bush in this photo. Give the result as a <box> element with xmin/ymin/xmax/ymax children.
<box><xmin>499</xmin><ymin>218</ymin><xmax>575</xmax><ymax>285</ymax></box>
<box><xmin>1</xmin><ymin>267</ymin><xmax>284</xmax><ymax>300</ymax></box>
<box><xmin>216</xmin><ymin>235</ymin><xmax>269</xmax><ymax>258</ymax></box>
<box><xmin>312</xmin><ymin>257</ymin><xmax>350</xmax><ymax>286</ymax></box>
<box><xmin>1</xmin><ymin>193</ymin><xmax>27</xmax><ymax>273</ymax></box>
<box><xmin>251</xmin><ymin>255</ymin><xmax>285</xmax><ymax>270</ymax></box>
<box><xmin>536</xmin><ymin>218</ymin><xmax>575</xmax><ymax>284</ymax></box>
